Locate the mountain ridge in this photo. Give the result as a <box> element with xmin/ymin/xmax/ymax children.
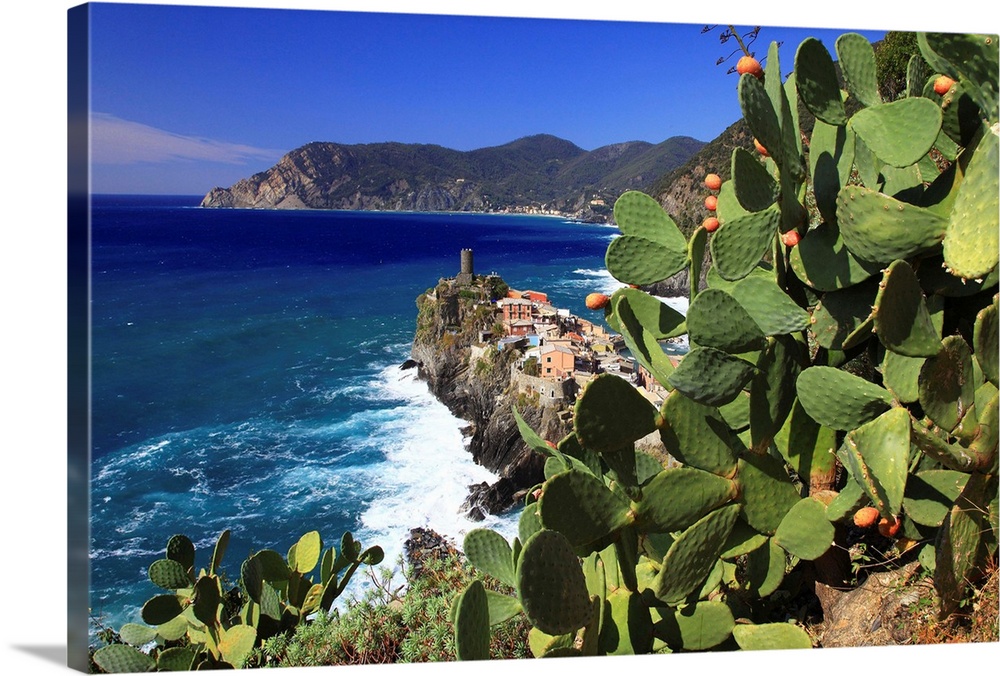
<box><xmin>200</xmin><ymin>133</ymin><xmax>705</xmax><ymax>222</ymax></box>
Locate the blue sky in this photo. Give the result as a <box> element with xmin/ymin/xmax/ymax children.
<box><xmin>84</xmin><ymin>3</ymin><xmax>895</xmax><ymax>195</ymax></box>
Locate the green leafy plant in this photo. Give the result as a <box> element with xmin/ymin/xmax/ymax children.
<box><xmin>91</xmin><ymin>529</ymin><xmax>384</xmax><ymax>672</ymax></box>
<box><xmin>453</xmin><ymin>30</ymin><xmax>998</xmax><ymax>658</ymax></box>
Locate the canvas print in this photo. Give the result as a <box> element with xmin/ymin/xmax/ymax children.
<box><xmin>67</xmin><ymin>2</ymin><xmax>1000</xmax><ymax>673</ymax></box>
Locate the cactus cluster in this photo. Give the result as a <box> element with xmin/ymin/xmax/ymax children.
<box><xmin>453</xmin><ymin>31</ymin><xmax>998</xmax><ymax>658</ymax></box>
<box><xmin>92</xmin><ymin>530</ymin><xmax>384</xmax><ymax>672</ymax></box>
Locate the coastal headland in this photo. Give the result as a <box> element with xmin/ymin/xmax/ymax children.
<box><xmin>408</xmin><ymin>250</ymin><xmax>684</xmax><ymax>517</ymax></box>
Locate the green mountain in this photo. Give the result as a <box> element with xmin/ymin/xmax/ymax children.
<box><xmin>200</xmin><ymin>134</ymin><xmax>705</xmax><ymax>222</ymax></box>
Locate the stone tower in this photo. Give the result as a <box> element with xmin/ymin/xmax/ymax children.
<box><xmin>456</xmin><ymin>248</ymin><xmax>474</xmax><ymax>285</ymax></box>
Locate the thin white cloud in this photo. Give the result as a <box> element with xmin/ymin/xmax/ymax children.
<box><xmin>90</xmin><ymin>113</ymin><xmax>283</xmax><ymax>165</ymax></box>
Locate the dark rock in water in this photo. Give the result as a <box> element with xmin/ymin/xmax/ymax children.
<box><xmin>404</xmin><ymin>527</ymin><xmax>461</xmax><ymax>580</ymax></box>
<box><xmin>400</xmin><ymin>359</ymin><xmax>421</xmax><ymax>370</ymax></box>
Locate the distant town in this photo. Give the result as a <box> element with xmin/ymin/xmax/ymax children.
<box><xmin>438</xmin><ymin>249</ymin><xmax>685</xmax><ymax>411</ymax></box>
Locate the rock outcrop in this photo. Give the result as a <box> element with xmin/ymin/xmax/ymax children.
<box><xmin>408</xmin><ymin>275</ymin><xmax>572</xmax><ymax>519</ymax></box>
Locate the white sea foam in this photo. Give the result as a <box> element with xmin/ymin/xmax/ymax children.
<box><xmin>346</xmin><ymin>363</ymin><xmax>520</xmax><ymax>598</ymax></box>
<box><xmin>568</xmin><ymin>268</ymin><xmax>628</xmax><ymax>295</ymax></box>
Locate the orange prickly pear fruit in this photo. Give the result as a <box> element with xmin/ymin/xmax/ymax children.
<box><xmin>853</xmin><ymin>506</ymin><xmax>879</xmax><ymax>528</ymax></box>
<box><xmin>781</xmin><ymin>229</ymin><xmax>802</xmax><ymax>247</ymax></box>
<box><xmin>585</xmin><ymin>293</ymin><xmax>610</xmax><ymax>310</ymax></box>
<box><xmin>736</xmin><ymin>55</ymin><xmax>763</xmax><ymax>79</ymax></box>
<box><xmin>933</xmin><ymin>75</ymin><xmax>956</xmax><ymax>95</ymax></box>
<box><xmin>704</xmin><ymin>173</ymin><xmax>722</xmax><ymax>191</ymax></box>
<box><xmin>878</xmin><ymin>515</ymin><xmax>902</xmax><ymax>538</ymax></box>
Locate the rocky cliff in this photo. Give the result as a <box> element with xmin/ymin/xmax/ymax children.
<box><xmin>406</xmin><ymin>275</ymin><xmax>572</xmax><ymax>518</ymax></box>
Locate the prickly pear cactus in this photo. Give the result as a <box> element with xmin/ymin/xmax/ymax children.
<box><xmin>454</xmin><ymin>30</ymin><xmax>998</xmax><ymax>659</ymax></box>
<box><xmin>94</xmin><ymin>529</ymin><xmax>384</xmax><ymax>671</ymax></box>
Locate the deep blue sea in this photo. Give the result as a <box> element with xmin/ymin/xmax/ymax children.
<box><xmin>88</xmin><ymin>194</ymin><xmax>629</xmax><ymax>633</ymax></box>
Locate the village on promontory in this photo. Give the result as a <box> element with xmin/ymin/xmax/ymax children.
<box><xmin>406</xmin><ymin>249</ymin><xmax>687</xmax><ymax>518</ymax></box>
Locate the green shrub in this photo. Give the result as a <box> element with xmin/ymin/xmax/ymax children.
<box><xmin>251</xmin><ymin>553</ymin><xmax>531</xmax><ymax>667</ymax></box>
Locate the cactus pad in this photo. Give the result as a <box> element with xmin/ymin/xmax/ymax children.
<box><xmin>720</xmin><ymin>520</ymin><xmax>768</xmax><ymax>559</ymax></box>
<box><xmin>516</xmin><ymin>530</ymin><xmax>593</xmax><ymax>636</ymax></box>
<box><xmin>632</xmin><ymin>467</ymin><xmax>738</xmax><ymax>534</ymax></box>
<box><xmin>810</xmin><ymin>120</ymin><xmax>856</xmax><ymax>224</ymax></box>
<box><xmin>731</xmin><ymin>147</ymin><xmax>778</xmax><ymax>212</ymax></box>
<box><xmin>943</xmin><ymin>126</ymin><xmax>999</xmax><ymax>279</ymax></box>
<box><xmin>606</xmin><ymin>235</ymin><xmax>688</xmax><ymax>286</ymax></box>
<box><xmin>810</xmin><ymin>278</ymin><xmax>877</xmax><ymax>351</ymax></box>
<box><xmin>739</xmin><ymin>72</ymin><xmax>783</xmax><ymax>164</ymax></box>
<box><xmin>736</xmin><ymin>453</ymin><xmax>802</xmax><ymax>535</ymax></box>
<box><xmin>601</xmin><ymin>588</ymin><xmax>653</xmax><ymax>655</ymax></box>
<box><xmin>921</xmin><ymin>33</ymin><xmax>999</xmax><ymax>124</ymax></box>
<box><xmin>836</xmin><ymin>33</ymin><xmax>880</xmax><ymax>108</ymax></box>
<box><xmin>747</xmin><ymin>538</ymin><xmax>787</xmax><ymax>598</ymax></box>
<box><xmin>919</xmin><ymin>334</ymin><xmax>976</xmax><ymax>432</ymax></box>
<box><xmin>874</xmin><ymin>260</ymin><xmax>942</xmax><ymax>357</ymax></box>
<box><xmin>574</xmin><ymin>373</ymin><xmax>660</xmax><ymax>452</ymax></box>
<box><xmin>749</xmin><ymin>335</ymin><xmax>802</xmax><ymax>454</ymax></box>
<box><xmin>935</xmin><ymin>473</ymin><xmax>990</xmax><ymax>618</ymax></box>
<box><xmin>841</xmin><ymin>408</ymin><xmax>911</xmax><ymax>518</ymax></box>
<box><xmin>613</xmin><ymin>190</ymin><xmax>687</xmax><ymax>251</ymax></box>
<box><xmin>166</xmin><ymin>534</ymin><xmax>195</xmax><ymax>573</ymax></box>
<box><xmin>849</xmin><ymin>97</ymin><xmax>942</xmax><ymax>167</ymax></box>
<box><xmin>795</xmin><ymin>37</ymin><xmax>848</xmax><ymax>125</ymax></box>
<box><xmin>156</xmin><ymin>647</ymin><xmax>196</xmax><ymax>671</ymax></box>
<box><xmin>687</xmin><ymin>288</ymin><xmax>765</xmax><ymax>354</ymax></box>
<box><xmin>148</xmin><ymin>558</ymin><xmax>191</xmax><ymax>590</ymax></box>
<box><xmin>288</xmin><ymin>531</ymin><xmax>322</xmax><ymax>574</ymax></box>
<box><xmin>823</xmin><ymin>479</ymin><xmax>868</xmax><ymax>523</ymax></box>
<box><xmin>730</xmin><ymin>276</ymin><xmax>810</xmax><ymax>336</ymax></box>
<box><xmin>614</xmin><ymin>287</ymin><xmax>686</xmax><ymax>340</ymax></box>
<box><xmin>667</xmin><ymin>347</ymin><xmax>755</xmax><ymax>407</ymax></box>
<box><xmin>709</xmin><ymin>208</ymin><xmax>781</xmax><ymax>282</ymax></box>
<box><xmin>837</xmin><ymin>186</ymin><xmax>948</xmax><ymax>264</ymax></box>
<box><xmin>616</xmin><ymin>295</ymin><xmax>676</xmax><ymax>388</ymax></box>
<box><xmin>974</xmin><ymin>298</ymin><xmax>999</xmax><ymax>386</ymax></box>
<box><xmin>903</xmin><ymin>470</ymin><xmax>970</xmax><ymax>527</ymax></box>
<box><xmin>773</xmin><ymin>399</ymin><xmax>838</xmax><ymax>489</ymax></box>
<box><xmin>454</xmin><ymin>580</ymin><xmax>491</xmax><ymax>660</ymax></box>
<box><xmin>464</xmin><ymin>528</ymin><xmax>515</xmax><ymax>587</ymax></box>
<box><xmin>773</xmin><ymin>497</ymin><xmax>835</xmax><ymax>560</ymax></box>
<box><xmin>93</xmin><ymin>644</ymin><xmax>156</xmax><ymax>673</ymax></box>
<box><xmin>788</xmin><ymin>223</ymin><xmax>881</xmax><ymax>292</ymax></box>
<box><xmin>539</xmin><ymin>470</ymin><xmax>632</xmax><ymax>549</ymax></box>
<box><xmin>219</xmin><ymin>624</ymin><xmax>256</xmax><ymax>667</ymax></box>
<box><xmin>732</xmin><ymin>622</ymin><xmax>813</xmax><ymax>650</ymax></box>
<box><xmin>118</xmin><ymin>623</ymin><xmax>158</xmax><ymax>648</ymax></box>
<box><xmin>653</xmin><ymin>601</ymin><xmax>735</xmax><ymax>651</ymax></box>
<box><xmin>882</xmin><ymin>349</ymin><xmax>927</xmax><ymax>403</ymax></box>
<box><xmin>796</xmin><ymin>366</ymin><xmax>893</xmax><ymax>430</ymax></box>
<box><xmin>652</xmin><ymin>504</ymin><xmax>741</xmax><ymax>605</ymax></box>
<box><xmin>658</xmin><ymin>392</ymin><xmax>740</xmax><ymax>476</ymax></box>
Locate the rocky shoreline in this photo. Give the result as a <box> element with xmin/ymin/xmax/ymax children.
<box><xmin>406</xmin><ymin>277</ymin><xmax>572</xmax><ymax>519</ymax></box>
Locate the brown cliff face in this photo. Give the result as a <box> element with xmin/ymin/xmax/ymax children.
<box><xmin>201</xmin><ymin>143</ymin><xmax>490</xmax><ymax>211</ymax></box>
<box><xmin>409</xmin><ymin>278</ymin><xmax>570</xmax><ymax>518</ymax></box>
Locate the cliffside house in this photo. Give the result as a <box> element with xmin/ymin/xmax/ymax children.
<box><xmin>539</xmin><ymin>344</ymin><xmax>575</xmax><ymax>379</ymax></box>
<box><xmin>508</xmin><ymin>319</ymin><xmax>535</xmax><ymax>337</ymax></box>
<box><xmin>500</xmin><ymin>298</ymin><xmax>533</xmax><ymax>323</ymax></box>
<box><xmin>508</xmin><ymin>288</ymin><xmax>549</xmax><ymax>304</ymax></box>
